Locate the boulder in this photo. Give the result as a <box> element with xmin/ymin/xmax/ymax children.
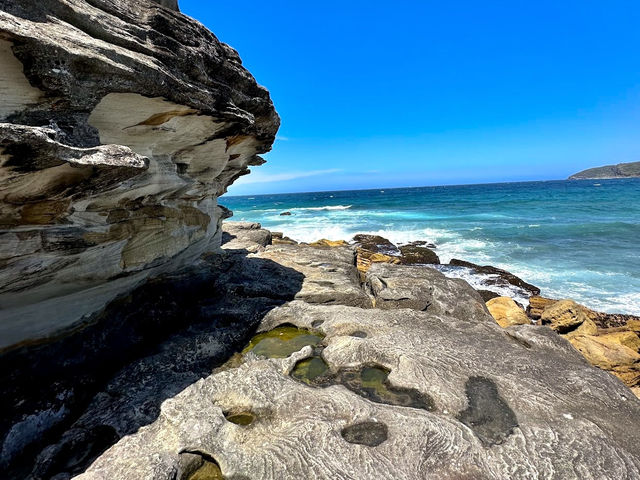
<box><xmin>527</xmin><ymin>295</ymin><xmax>557</xmax><ymax>320</ymax></box>
<box><xmin>568</xmin><ymin>334</ymin><xmax>640</xmax><ymax>372</ymax></box>
<box><xmin>540</xmin><ymin>299</ymin><xmax>592</xmax><ymax>333</ymax></box>
<box><xmin>486</xmin><ymin>297</ymin><xmax>530</xmax><ymax>328</ymax></box>
<box><xmin>365</xmin><ymin>263</ymin><xmax>488</xmax><ymax>318</ymax></box>
<box><xmin>309</xmin><ymin>239</ymin><xmax>349</xmax><ymax>247</ymax></box>
<box><xmin>271</xmin><ymin>232</ymin><xmax>298</xmax><ymax>245</ymax></box>
<box><xmin>352</xmin><ymin>234</ymin><xmax>400</xmax><ymax>256</ymax></box>
<box><xmin>352</xmin><ymin>234</ymin><xmax>402</xmax><ymax>277</ymax></box>
<box><xmin>221</xmin><ymin>222</ymin><xmax>272</xmax><ymax>253</ymax></box>
<box><xmin>399</xmin><ymin>242</ymin><xmax>440</xmax><ymax>265</ymax></box>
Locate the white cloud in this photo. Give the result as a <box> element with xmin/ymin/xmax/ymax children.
<box><xmin>235</xmin><ymin>168</ymin><xmax>342</xmax><ymax>185</ymax></box>
<box><xmin>276</xmin><ymin>135</ymin><xmax>290</xmax><ymax>141</ymax></box>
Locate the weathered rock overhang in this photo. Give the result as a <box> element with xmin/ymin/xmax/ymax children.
<box><xmin>0</xmin><ymin>0</ymin><xmax>279</xmax><ymax>350</ymax></box>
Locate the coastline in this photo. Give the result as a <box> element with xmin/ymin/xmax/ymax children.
<box><xmin>274</xmin><ymin>224</ymin><xmax>640</xmax><ymax>398</ymax></box>
<box><xmin>224</xmin><ymin>178</ymin><xmax>640</xmax><ymax>317</ymax></box>
<box><xmin>2</xmin><ymin>1</ymin><xmax>639</xmax><ymax>477</ymax></box>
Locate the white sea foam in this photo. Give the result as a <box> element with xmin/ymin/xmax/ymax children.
<box><xmin>294</xmin><ymin>205</ymin><xmax>352</xmax><ymax>211</ymax></box>
<box><xmin>431</xmin><ymin>265</ymin><xmax>532</xmax><ymax>307</ymax></box>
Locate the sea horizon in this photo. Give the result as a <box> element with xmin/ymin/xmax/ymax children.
<box><xmin>224</xmin><ymin>178</ymin><xmax>640</xmax><ymax>316</ymax></box>
<box><xmin>225</xmin><ymin>177</ymin><xmax>596</xmax><ymax>198</ymax></box>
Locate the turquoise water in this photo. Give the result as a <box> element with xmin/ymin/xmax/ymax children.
<box><xmin>222</xmin><ymin>179</ymin><xmax>640</xmax><ymax>315</ymax></box>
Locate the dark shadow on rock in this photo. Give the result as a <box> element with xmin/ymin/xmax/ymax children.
<box><xmin>0</xmin><ymin>249</ymin><xmax>304</xmax><ymax>479</ymax></box>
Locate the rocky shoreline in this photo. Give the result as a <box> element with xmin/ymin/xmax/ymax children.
<box><xmin>74</xmin><ymin>223</ymin><xmax>640</xmax><ymax>479</ymax></box>
<box><xmin>272</xmin><ymin>227</ymin><xmax>640</xmax><ymax>400</ymax></box>
<box><xmin>3</xmin><ymin>221</ymin><xmax>640</xmax><ymax>478</ymax></box>
<box><xmin>2</xmin><ymin>1</ymin><xmax>640</xmax><ymax>478</ymax></box>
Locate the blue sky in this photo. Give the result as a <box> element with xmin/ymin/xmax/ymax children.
<box><xmin>181</xmin><ymin>0</ymin><xmax>640</xmax><ymax>195</ymax></box>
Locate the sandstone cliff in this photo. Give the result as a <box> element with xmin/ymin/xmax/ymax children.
<box><xmin>0</xmin><ymin>0</ymin><xmax>279</xmax><ymax>351</ymax></box>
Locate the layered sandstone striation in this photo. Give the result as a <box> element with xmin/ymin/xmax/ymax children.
<box><xmin>0</xmin><ymin>1</ymin><xmax>278</xmax><ymax>472</ymax></box>
<box><xmin>0</xmin><ymin>0</ymin><xmax>279</xmax><ymax>350</ymax></box>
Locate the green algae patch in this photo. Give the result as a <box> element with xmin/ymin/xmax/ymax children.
<box><xmin>242</xmin><ymin>325</ymin><xmax>324</xmax><ymax>359</ymax></box>
<box><xmin>188</xmin><ymin>460</ymin><xmax>224</xmax><ymax>480</ymax></box>
<box><xmin>224</xmin><ymin>411</ymin><xmax>256</xmax><ymax>426</ymax></box>
<box><xmin>291</xmin><ymin>356</ymin><xmax>330</xmax><ymax>384</ymax></box>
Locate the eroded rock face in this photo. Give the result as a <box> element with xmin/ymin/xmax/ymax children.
<box><xmin>76</xmin><ymin>299</ymin><xmax>640</xmax><ymax>480</ymax></box>
<box><xmin>11</xmin><ymin>223</ymin><xmax>638</xmax><ymax>479</ymax></box>
<box><xmin>0</xmin><ymin>0</ymin><xmax>279</xmax><ymax>350</ymax></box>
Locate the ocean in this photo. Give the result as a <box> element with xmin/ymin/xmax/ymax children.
<box><xmin>222</xmin><ymin>179</ymin><xmax>640</xmax><ymax>315</ymax></box>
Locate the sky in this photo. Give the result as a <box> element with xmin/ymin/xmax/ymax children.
<box><xmin>180</xmin><ymin>0</ymin><xmax>640</xmax><ymax>196</ymax></box>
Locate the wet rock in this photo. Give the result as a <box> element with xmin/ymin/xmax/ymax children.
<box><xmin>449</xmin><ymin>259</ymin><xmax>541</xmax><ymax>297</ymax></box>
<box><xmin>399</xmin><ymin>242</ymin><xmax>440</xmax><ymax>265</ymax></box>
<box><xmin>486</xmin><ymin>297</ymin><xmax>530</xmax><ymax>328</ymax></box>
<box><xmin>478</xmin><ymin>289</ymin><xmax>501</xmax><ymax>302</ymax></box>
<box><xmin>457</xmin><ymin>377</ymin><xmax>518</xmax><ymax>447</ymax></box>
<box><xmin>338</xmin><ymin>366</ymin><xmax>435</xmax><ymax>411</ymax></box>
<box><xmin>242</xmin><ymin>325</ymin><xmax>324</xmax><ymax>359</ymax></box>
<box><xmin>224</xmin><ymin>411</ymin><xmax>256</xmax><ymax>426</ymax></box>
<box><xmin>365</xmin><ymin>263</ymin><xmax>488</xmax><ymax>318</ymax></box>
<box><xmin>341</xmin><ymin>422</ymin><xmax>388</xmax><ymax>447</ymax></box>
<box><xmin>280</xmin><ymin>211</ymin><xmax>292</xmax><ymax>216</ymax></box>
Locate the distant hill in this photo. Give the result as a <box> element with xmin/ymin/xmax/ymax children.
<box><xmin>569</xmin><ymin>161</ymin><xmax>640</xmax><ymax>179</ymax></box>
